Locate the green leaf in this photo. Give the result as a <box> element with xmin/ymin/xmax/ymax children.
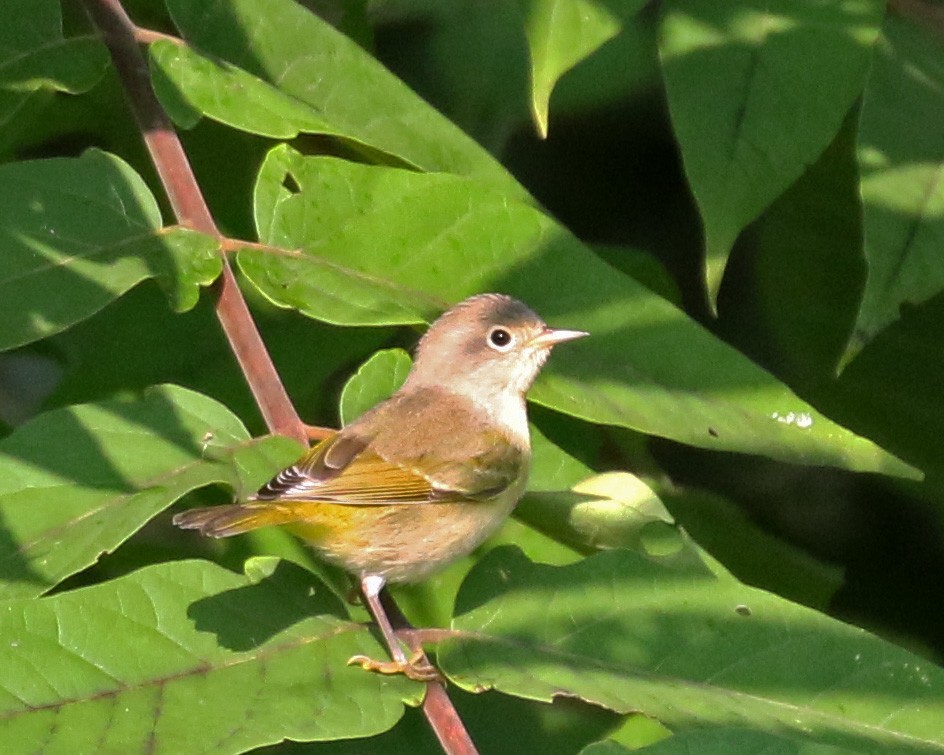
<box><xmin>0</xmin><ymin>557</ymin><xmax>417</xmax><ymax>752</ymax></box>
<box><xmin>159</xmin><ymin>0</ymin><xmax>523</xmax><ymax>195</ymax></box>
<box><xmin>440</xmin><ymin>547</ymin><xmax>944</xmax><ymax>752</ymax></box>
<box><xmin>826</xmin><ymin>296</ymin><xmax>944</xmax><ymax>482</ymax></box>
<box><xmin>150</xmin><ymin>39</ymin><xmax>335</xmax><ymax>135</ymax></box>
<box><xmin>0</xmin><ymin>150</ymin><xmax>221</xmax><ymax>352</ymax></box>
<box><xmin>0</xmin><ymin>0</ymin><xmax>108</xmax><ymax>152</ymax></box>
<box><xmin>244</xmin><ymin>146</ymin><xmax>916</xmax><ymax>479</ymax></box>
<box><xmin>339</xmin><ymin>348</ymin><xmax>412</xmax><ymax>425</ymax></box>
<box><xmin>585</xmin><ymin>727</ymin><xmax>846</xmax><ymax>754</ymax></box>
<box><xmin>663</xmin><ymin>487</ymin><xmax>843</xmax><ymax>610</ymax></box>
<box><xmin>518</xmin><ymin>0</ymin><xmax>631</xmax><ymax>138</ymax></box>
<box><xmin>659</xmin><ymin>0</ymin><xmax>883</xmax><ymax>306</ymax></box>
<box><xmin>851</xmin><ymin>15</ymin><xmax>944</xmax><ymax>357</ymax></box>
<box><xmin>733</xmin><ymin>113</ymin><xmax>864</xmax><ymax>384</ymax></box>
<box><xmin>0</xmin><ymin>384</ymin><xmax>299</xmax><ymax>600</ymax></box>
<box><xmin>515</xmin><ymin>472</ymin><xmax>700</xmax><ymax>567</ymax></box>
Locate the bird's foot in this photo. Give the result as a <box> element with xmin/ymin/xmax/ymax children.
<box><xmin>347</xmin><ymin>648</ymin><xmax>444</xmax><ymax>683</ymax></box>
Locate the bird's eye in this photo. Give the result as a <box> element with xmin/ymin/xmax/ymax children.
<box><xmin>487</xmin><ymin>327</ymin><xmax>515</xmax><ymax>351</ymax></box>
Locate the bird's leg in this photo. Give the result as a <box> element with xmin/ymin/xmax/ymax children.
<box><xmin>347</xmin><ymin>574</ymin><xmax>442</xmax><ymax>682</ymax></box>
<box><xmin>304</xmin><ymin>424</ymin><xmax>334</xmax><ymax>442</ymax></box>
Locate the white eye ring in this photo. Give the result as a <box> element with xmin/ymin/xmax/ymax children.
<box><xmin>487</xmin><ymin>327</ymin><xmax>515</xmax><ymax>352</ymax></box>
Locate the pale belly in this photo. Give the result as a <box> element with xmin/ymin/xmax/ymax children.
<box><xmin>288</xmin><ymin>478</ymin><xmax>525</xmax><ymax>583</ymax></box>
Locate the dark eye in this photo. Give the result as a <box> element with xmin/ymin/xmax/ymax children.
<box><xmin>487</xmin><ymin>327</ymin><xmax>514</xmax><ymax>351</ymax></box>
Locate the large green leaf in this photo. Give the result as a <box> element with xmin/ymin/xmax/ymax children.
<box><xmin>0</xmin><ymin>0</ymin><xmax>108</xmax><ymax>153</ymax></box>
<box><xmin>851</xmin><ymin>14</ymin><xmax>944</xmax><ymax>358</ymax></box>
<box><xmin>241</xmin><ymin>146</ymin><xmax>914</xmax><ymax>478</ymax></box>
<box><xmin>659</xmin><ymin>0</ymin><xmax>883</xmax><ymax>305</ymax></box>
<box><xmin>157</xmin><ymin>0</ymin><xmax>522</xmax><ymax>196</ymax></box>
<box><xmin>0</xmin><ymin>384</ymin><xmax>299</xmax><ymax>600</ymax></box>
<box><xmin>439</xmin><ymin>547</ymin><xmax>944</xmax><ymax>752</ymax></box>
<box><xmin>0</xmin><ymin>557</ymin><xmax>417</xmax><ymax>753</ymax></box>
<box><xmin>0</xmin><ymin>150</ymin><xmax>221</xmax><ymax>352</ymax></box>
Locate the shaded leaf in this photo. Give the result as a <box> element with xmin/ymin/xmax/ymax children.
<box><xmin>440</xmin><ymin>547</ymin><xmax>944</xmax><ymax>752</ymax></box>
<box><xmin>0</xmin><ymin>384</ymin><xmax>299</xmax><ymax>600</ymax></box>
<box><xmin>659</xmin><ymin>0</ymin><xmax>883</xmax><ymax>305</ymax></box>
<box><xmin>727</xmin><ymin>112</ymin><xmax>864</xmax><ymax>384</ymax></box>
<box><xmin>0</xmin><ymin>557</ymin><xmax>417</xmax><ymax>753</ymax></box>
<box><xmin>0</xmin><ymin>150</ymin><xmax>221</xmax><ymax>352</ymax></box>
<box><xmin>584</xmin><ymin>726</ymin><xmax>844</xmax><ymax>753</ymax></box>
<box><xmin>160</xmin><ymin>0</ymin><xmax>523</xmax><ymax>195</ymax></box>
<box><xmin>663</xmin><ymin>487</ymin><xmax>844</xmax><ymax>610</ymax></box>
<box><xmin>0</xmin><ymin>0</ymin><xmax>108</xmax><ymax>152</ymax></box>
<box><xmin>244</xmin><ymin>146</ymin><xmax>915</xmax><ymax>478</ymax></box>
<box><xmin>851</xmin><ymin>14</ymin><xmax>944</xmax><ymax>357</ymax></box>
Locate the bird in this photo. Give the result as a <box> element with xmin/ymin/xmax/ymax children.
<box><xmin>174</xmin><ymin>293</ymin><xmax>587</xmax><ymax>679</ymax></box>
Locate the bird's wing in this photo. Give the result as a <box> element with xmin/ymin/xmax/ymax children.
<box><xmin>253</xmin><ymin>427</ymin><xmax>523</xmax><ymax>505</ymax></box>
<box><xmin>174</xmin><ymin>425</ymin><xmax>525</xmax><ymax>539</ymax></box>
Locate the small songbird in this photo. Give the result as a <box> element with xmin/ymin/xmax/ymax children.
<box><xmin>174</xmin><ymin>293</ymin><xmax>587</xmax><ymax>678</ymax></box>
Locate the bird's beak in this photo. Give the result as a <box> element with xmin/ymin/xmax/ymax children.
<box><xmin>530</xmin><ymin>327</ymin><xmax>589</xmax><ymax>349</ymax></box>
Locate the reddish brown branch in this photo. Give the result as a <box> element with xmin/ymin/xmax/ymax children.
<box><xmin>81</xmin><ymin>0</ymin><xmax>305</xmax><ymax>445</ymax></box>
<box><xmin>381</xmin><ymin>593</ymin><xmax>479</xmax><ymax>755</ymax></box>
<box><xmin>82</xmin><ymin>2</ymin><xmax>476</xmax><ymax>752</ymax></box>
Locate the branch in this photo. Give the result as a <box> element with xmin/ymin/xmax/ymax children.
<box><xmin>82</xmin><ymin>2</ymin><xmax>477</xmax><ymax>752</ymax></box>
<box><xmin>81</xmin><ymin>0</ymin><xmax>305</xmax><ymax>445</ymax></box>
<box><xmin>890</xmin><ymin>0</ymin><xmax>944</xmax><ymax>39</ymax></box>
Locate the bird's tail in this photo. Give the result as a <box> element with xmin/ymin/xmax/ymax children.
<box><xmin>173</xmin><ymin>503</ymin><xmax>307</xmax><ymax>538</ymax></box>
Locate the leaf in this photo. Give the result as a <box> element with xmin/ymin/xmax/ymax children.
<box><xmin>339</xmin><ymin>348</ymin><xmax>412</xmax><ymax>426</ymax></box>
<box><xmin>851</xmin><ymin>14</ymin><xmax>944</xmax><ymax>357</ymax></box>
<box><xmin>150</xmin><ymin>39</ymin><xmax>335</xmax><ymax>135</ymax></box>
<box><xmin>731</xmin><ymin>113</ymin><xmax>864</xmax><ymax>384</ymax></box>
<box><xmin>584</xmin><ymin>727</ymin><xmax>843</xmax><ymax>753</ymax></box>
<box><xmin>244</xmin><ymin>146</ymin><xmax>916</xmax><ymax>479</ymax></box>
<box><xmin>0</xmin><ymin>557</ymin><xmax>417</xmax><ymax>752</ymax></box>
<box><xmin>663</xmin><ymin>487</ymin><xmax>843</xmax><ymax>610</ymax></box>
<box><xmin>440</xmin><ymin>547</ymin><xmax>944</xmax><ymax>752</ymax></box>
<box><xmin>826</xmin><ymin>295</ymin><xmax>944</xmax><ymax>482</ymax></box>
<box><xmin>515</xmin><ymin>472</ymin><xmax>700</xmax><ymax>568</ymax></box>
<box><xmin>518</xmin><ymin>0</ymin><xmax>630</xmax><ymax>138</ymax></box>
<box><xmin>659</xmin><ymin>0</ymin><xmax>883</xmax><ymax>306</ymax></box>
<box><xmin>158</xmin><ymin>0</ymin><xmax>523</xmax><ymax>196</ymax></box>
<box><xmin>0</xmin><ymin>384</ymin><xmax>300</xmax><ymax>600</ymax></box>
<box><xmin>0</xmin><ymin>150</ymin><xmax>221</xmax><ymax>352</ymax></box>
<box><xmin>0</xmin><ymin>0</ymin><xmax>108</xmax><ymax>152</ymax></box>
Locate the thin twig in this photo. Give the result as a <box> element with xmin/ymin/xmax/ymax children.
<box><xmin>81</xmin><ymin>0</ymin><xmax>305</xmax><ymax>445</ymax></box>
<box><xmin>81</xmin><ymin>2</ymin><xmax>477</xmax><ymax>752</ymax></box>
<box><xmin>890</xmin><ymin>0</ymin><xmax>944</xmax><ymax>39</ymax></box>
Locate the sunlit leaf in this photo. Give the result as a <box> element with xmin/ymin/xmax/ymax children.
<box><xmin>158</xmin><ymin>0</ymin><xmax>523</xmax><ymax>195</ymax></box>
<box><xmin>0</xmin><ymin>384</ymin><xmax>298</xmax><ymax>599</ymax></box>
<box><xmin>518</xmin><ymin>0</ymin><xmax>631</xmax><ymax>138</ymax></box>
<box><xmin>0</xmin><ymin>557</ymin><xmax>417</xmax><ymax>752</ymax></box>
